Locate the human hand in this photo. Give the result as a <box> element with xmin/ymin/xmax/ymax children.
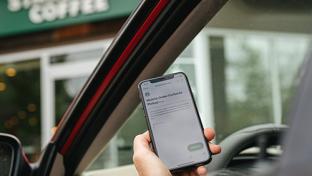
<box><xmin>133</xmin><ymin>128</ymin><xmax>221</xmax><ymax>176</ymax></box>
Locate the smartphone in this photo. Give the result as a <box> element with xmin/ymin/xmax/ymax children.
<box><xmin>138</xmin><ymin>72</ymin><xmax>211</xmax><ymax>171</ymax></box>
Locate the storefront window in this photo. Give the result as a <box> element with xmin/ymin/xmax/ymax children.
<box><xmin>0</xmin><ymin>59</ymin><xmax>41</xmax><ymax>161</ymax></box>
<box><xmin>0</xmin><ymin>40</ymin><xmax>110</xmax><ymax>162</ymax></box>
<box><xmin>51</xmin><ymin>47</ymin><xmax>106</xmax><ymax>124</ymax></box>
<box><xmin>210</xmin><ymin>34</ymin><xmax>308</xmax><ymax>141</ymax></box>
<box><xmin>55</xmin><ymin>77</ymin><xmax>88</xmax><ymax>123</ymax></box>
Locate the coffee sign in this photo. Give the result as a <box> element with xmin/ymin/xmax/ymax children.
<box><xmin>0</xmin><ymin>0</ymin><xmax>139</xmax><ymax>37</ymax></box>
<box><xmin>8</xmin><ymin>0</ymin><xmax>110</xmax><ymax>24</ymax></box>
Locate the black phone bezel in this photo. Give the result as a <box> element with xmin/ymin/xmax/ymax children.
<box><xmin>138</xmin><ymin>72</ymin><xmax>212</xmax><ymax>172</ymax></box>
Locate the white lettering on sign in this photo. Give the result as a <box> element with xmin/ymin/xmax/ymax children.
<box><xmin>7</xmin><ymin>0</ymin><xmax>110</xmax><ymax>24</ymax></box>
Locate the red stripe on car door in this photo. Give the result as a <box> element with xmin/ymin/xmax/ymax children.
<box><xmin>60</xmin><ymin>0</ymin><xmax>170</xmax><ymax>155</ymax></box>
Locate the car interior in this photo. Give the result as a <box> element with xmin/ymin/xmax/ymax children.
<box><xmin>1</xmin><ymin>0</ymin><xmax>312</xmax><ymax>176</ymax></box>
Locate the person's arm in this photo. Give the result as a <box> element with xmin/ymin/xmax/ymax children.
<box><xmin>133</xmin><ymin>128</ymin><xmax>221</xmax><ymax>176</ymax></box>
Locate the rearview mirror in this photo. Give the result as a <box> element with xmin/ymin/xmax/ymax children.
<box><xmin>0</xmin><ymin>134</ymin><xmax>31</xmax><ymax>176</ymax></box>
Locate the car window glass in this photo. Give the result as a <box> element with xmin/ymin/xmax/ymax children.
<box><xmin>84</xmin><ymin>32</ymin><xmax>308</xmax><ymax>173</ymax></box>
<box><xmin>82</xmin><ymin>0</ymin><xmax>312</xmax><ymax>173</ymax></box>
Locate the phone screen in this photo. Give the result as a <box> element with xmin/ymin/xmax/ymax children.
<box><xmin>139</xmin><ymin>73</ymin><xmax>211</xmax><ymax>170</ymax></box>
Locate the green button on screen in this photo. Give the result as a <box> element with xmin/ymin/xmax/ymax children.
<box><xmin>187</xmin><ymin>142</ymin><xmax>204</xmax><ymax>151</ymax></box>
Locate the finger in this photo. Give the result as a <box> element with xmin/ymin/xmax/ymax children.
<box><xmin>133</xmin><ymin>131</ymin><xmax>151</xmax><ymax>152</ymax></box>
<box><xmin>209</xmin><ymin>143</ymin><xmax>221</xmax><ymax>154</ymax></box>
<box><xmin>142</xmin><ymin>131</ymin><xmax>151</xmax><ymax>142</ymax></box>
<box><xmin>204</xmin><ymin>128</ymin><xmax>216</xmax><ymax>141</ymax></box>
<box><xmin>196</xmin><ymin>166</ymin><xmax>207</xmax><ymax>176</ymax></box>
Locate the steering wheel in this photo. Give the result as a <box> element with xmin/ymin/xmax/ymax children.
<box><xmin>207</xmin><ymin>124</ymin><xmax>288</xmax><ymax>174</ymax></box>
